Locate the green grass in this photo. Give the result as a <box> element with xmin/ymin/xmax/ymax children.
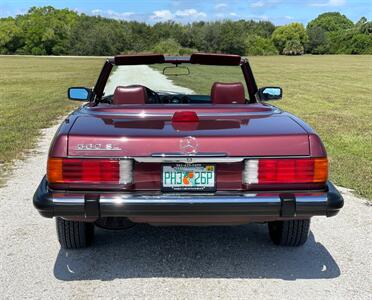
<box><xmin>154</xmin><ymin>56</ymin><xmax>372</xmax><ymax>199</ymax></box>
<box><xmin>0</xmin><ymin>56</ymin><xmax>103</xmax><ymax>173</ymax></box>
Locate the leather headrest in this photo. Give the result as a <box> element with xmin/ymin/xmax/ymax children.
<box><xmin>210</xmin><ymin>82</ymin><xmax>245</xmax><ymax>104</ymax></box>
<box><xmin>112</xmin><ymin>85</ymin><xmax>147</xmax><ymax>104</ymax></box>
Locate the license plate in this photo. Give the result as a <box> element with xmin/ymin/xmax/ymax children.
<box><xmin>162</xmin><ymin>164</ymin><xmax>216</xmax><ymax>192</ymax></box>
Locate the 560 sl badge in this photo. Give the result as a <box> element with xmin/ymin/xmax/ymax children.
<box><xmin>76</xmin><ymin>144</ymin><xmax>122</xmax><ymax>151</ymax></box>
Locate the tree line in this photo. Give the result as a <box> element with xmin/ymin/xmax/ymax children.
<box><xmin>0</xmin><ymin>6</ymin><xmax>371</xmax><ymax>56</ymax></box>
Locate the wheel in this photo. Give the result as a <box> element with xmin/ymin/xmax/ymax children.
<box><xmin>56</xmin><ymin>217</ymin><xmax>94</xmax><ymax>249</ymax></box>
<box><xmin>268</xmin><ymin>219</ymin><xmax>310</xmax><ymax>247</ymax></box>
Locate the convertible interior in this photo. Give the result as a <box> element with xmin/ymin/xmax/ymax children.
<box><xmin>106</xmin><ymin>82</ymin><xmax>247</xmax><ymax>105</ymax></box>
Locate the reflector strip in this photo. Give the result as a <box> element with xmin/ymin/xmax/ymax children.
<box><xmin>243</xmin><ymin>160</ymin><xmax>258</xmax><ymax>184</ymax></box>
<box><xmin>119</xmin><ymin>160</ymin><xmax>133</xmax><ymax>184</ymax></box>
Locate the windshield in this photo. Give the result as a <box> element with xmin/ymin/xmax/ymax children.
<box><xmin>103</xmin><ymin>64</ymin><xmax>247</xmax><ymax>97</ymax></box>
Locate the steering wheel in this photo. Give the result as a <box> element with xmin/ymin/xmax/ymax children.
<box><xmin>170</xmin><ymin>96</ymin><xmax>182</xmax><ymax>104</ymax></box>
<box><xmin>146</xmin><ymin>88</ymin><xmax>161</xmax><ymax>104</ymax></box>
<box><xmin>181</xmin><ymin>95</ymin><xmax>191</xmax><ymax>104</ymax></box>
<box><xmin>170</xmin><ymin>95</ymin><xmax>190</xmax><ymax>104</ymax></box>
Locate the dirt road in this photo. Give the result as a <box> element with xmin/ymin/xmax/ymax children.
<box><xmin>1</xmin><ymin>66</ymin><xmax>371</xmax><ymax>299</ymax></box>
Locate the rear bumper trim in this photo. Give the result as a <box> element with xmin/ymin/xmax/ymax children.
<box><xmin>33</xmin><ymin>177</ymin><xmax>343</xmax><ymax>219</ymax></box>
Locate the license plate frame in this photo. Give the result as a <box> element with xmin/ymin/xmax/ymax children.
<box><xmin>161</xmin><ymin>163</ymin><xmax>216</xmax><ymax>192</ymax></box>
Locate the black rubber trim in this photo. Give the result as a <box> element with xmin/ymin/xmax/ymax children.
<box><xmin>279</xmin><ymin>194</ymin><xmax>296</xmax><ymax>217</ymax></box>
<box><xmin>33</xmin><ymin>176</ymin><xmax>344</xmax><ymax>219</ymax></box>
<box><xmin>99</xmin><ymin>200</ymin><xmax>281</xmax><ymax>217</ymax></box>
<box><xmin>33</xmin><ymin>176</ymin><xmax>54</xmax><ymax>218</ymax></box>
<box><xmin>85</xmin><ymin>194</ymin><xmax>100</xmax><ymax>218</ymax></box>
<box><xmin>326</xmin><ymin>181</ymin><xmax>344</xmax><ymax>217</ymax></box>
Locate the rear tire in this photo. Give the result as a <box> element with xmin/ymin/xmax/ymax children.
<box><xmin>56</xmin><ymin>217</ymin><xmax>94</xmax><ymax>249</ymax></box>
<box><xmin>268</xmin><ymin>219</ymin><xmax>310</xmax><ymax>247</ymax></box>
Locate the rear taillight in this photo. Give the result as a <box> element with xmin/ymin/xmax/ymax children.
<box><xmin>47</xmin><ymin>158</ymin><xmax>133</xmax><ymax>184</ymax></box>
<box><xmin>243</xmin><ymin>158</ymin><xmax>328</xmax><ymax>185</ymax></box>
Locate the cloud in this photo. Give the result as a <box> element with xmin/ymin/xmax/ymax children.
<box><xmin>250</xmin><ymin>0</ymin><xmax>281</xmax><ymax>8</ymax></box>
<box><xmin>175</xmin><ymin>9</ymin><xmax>207</xmax><ymax>18</ymax></box>
<box><xmin>250</xmin><ymin>1</ymin><xmax>266</xmax><ymax>8</ymax></box>
<box><xmin>91</xmin><ymin>9</ymin><xmax>134</xmax><ymax>20</ymax></box>
<box><xmin>215</xmin><ymin>3</ymin><xmax>228</xmax><ymax>10</ymax></box>
<box><xmin>150</xmin><ymin>8</ymin><xmax>207</xmax><ymax>22</ymax></box>
<box><xmin>150</xmin><ymin>9</ymin><xmax>173</xmax><ymax>21</ymax></box>
<box><xmin>309</xmin><ymin>0</ymin><xmax>346</xmax><ymax>7</ymax></box>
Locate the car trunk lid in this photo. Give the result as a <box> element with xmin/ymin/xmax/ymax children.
<box><xmin>67</xmin><ymin>104</ymin><xmax>310</xmax><ymax>157</ymax></box>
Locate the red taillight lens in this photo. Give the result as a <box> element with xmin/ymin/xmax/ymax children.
<box><xmin>47</xmin><ymin>158</ymin><xmax>132</xmax><ymax>184</ymax></box>
<box><xmin>172</xmin><ymin>111</ymin><xmax>199</xmax><ymax>122</ymax></box>
<box><xmin>243</xmin><ymin>158</ymin><xmax>328</xmax><ymax>185</ymax></box>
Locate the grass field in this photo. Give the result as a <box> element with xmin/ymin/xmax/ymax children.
<box><xmin>0</xmin><ymin>56</ymin><xmax>103</xmax><ymax>171</ymax></box>
<box><xmin>0</xmin><ymin>55</ymin><xmax>371</xmax><ymax>198</ymax></box>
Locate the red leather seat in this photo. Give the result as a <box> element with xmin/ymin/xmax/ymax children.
<box><xmin>210</xmin><ymin>82</ymin><xmax>246</xmax><ymax>104</ymax></box>
<box><xmin>112</xmin><ymin>85</ymin><xmax>147</xmax><ymax>104</ymax></box>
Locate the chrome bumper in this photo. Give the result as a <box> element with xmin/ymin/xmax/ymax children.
<box><xmin>33</xmin><ymin>176</ymin><xmax>343</xmax><ymax>220</ymax></box>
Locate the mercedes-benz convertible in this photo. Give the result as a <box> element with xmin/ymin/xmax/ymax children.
<box><xmin>33</xmin><ymin>53</ymin><xmax>343</xmax><ymax>249</ymax></box>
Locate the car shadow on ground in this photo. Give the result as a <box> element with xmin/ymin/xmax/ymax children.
<box><xmin>54</xmin><ymin>223</ymin><xmax>340</xmax><ymax>281</ymax></box>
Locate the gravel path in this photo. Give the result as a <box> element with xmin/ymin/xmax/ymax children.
<box><xmin>104</xmin><ymin>65</ymin><xmax>194</xmax><ymax>95</ymax></box>
<box><xmin>1</xmin><ymin>67</ymin><xmax>371</xmax><ymax>299</ymax></box>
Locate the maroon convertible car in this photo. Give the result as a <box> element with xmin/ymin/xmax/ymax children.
<box><xmin>34</xmin><ymin>53</ymin><xmax>343</xmax><ymax>249</ymax></box>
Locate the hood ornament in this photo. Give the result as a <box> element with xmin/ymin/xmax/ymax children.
<box><xmin>180</xmin><ymin>136</ymin><xmax>198</xmax><ymax>155</ymax></box>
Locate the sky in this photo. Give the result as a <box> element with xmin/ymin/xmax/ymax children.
<box><xmin>0</xmin><ymin>0</ymin><xmax>371</xmax><ymax>25</ymax></box>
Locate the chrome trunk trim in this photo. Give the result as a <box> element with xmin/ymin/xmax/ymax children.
<box><xmin>64</xmin><ymin>155</ymin><xmax>310</xmax><ymax>163</ymax></box>
<box><xmin>134</xmin><ymin>155</ymin><xmax>309</xmax><ymax>163</ymax></box>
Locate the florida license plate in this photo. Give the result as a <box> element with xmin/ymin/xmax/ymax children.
<box><xmin>162</xmin><ymin>164</ymin><xmax>216</xmax><ymax>192</ymax></box>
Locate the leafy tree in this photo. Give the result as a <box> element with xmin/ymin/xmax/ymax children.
<box><xmin>152</xmin><ymin>38</ymin><xmax>197</xmax><ymax>55</ymax></box>
<box><xmin>151</xmin><ymin>21</ymin><xmax>185</xmax><ymax>45</ymax></box>
<box><xmin>245</xmin><ymin>35</ymin><xmax>278</xmax><ymax>56</ymax></box>
<box><xmin>359</xmin><ymin>21</ymin><xmax>372</xmax><ymax>34</ymax></box>
<box><xmin>283</xmin><ymin>40</ymin><xmax>304</xmax><ymax>55</ymax></box>
<box><xmin>17</xmin><ymin>6</ymin><xmax>78</xmax><ymax>55</ymax></box>
<box><xmin>355</xmin><ymin>17</ymin><xmax>367</xmax><ymax>28</ymax></box>
<box><xmin>272</xmin><ymin>23</ymin><xmax>308</xmax><ymax>54</ymax></box>
<box><xmin>322</xmin><ymin>15</ymin><xmax>372</xmax><ymax>54</ymax></box>
<box><xmin>306</xmin><ymin>26</ymin><xmax>329</xmax><ymax>54</ymax></box>
<box><xmin>127</xmin><ymin>21</ymin><xmax>154</xmax><ymax>52</ymax></box>
<box><xmin>306</xmin><ymin>12</ymin><xmax>355</xmax><ymax>54</ymax></box>
<box><xmin>0</xmin><ymin>6</ymin><xmax>370</xmax><ymax>56</ymax></box>
<box><xmin>0</xmin><ymin>18</ymin><xmax>23</xmax><ymax>54</ymax></box>
<box><xmin>219</xmin><ymin>21</ymin><xmax>246</xmax><ymax>55</ymax></box>
<box><xmin>203</xmin><ymin>22</ymin><xmax>223</xmax><ymax>52</ymax></box>
<box><xmin>179</xmin><ymin>47</ymin><xmax>197</xmax><ymax>55</ymax></box>
<box><xmin>307</xmin><ymin>12</ymin><xmax>353</xmax><ymax>32</ymax></box>
<box><xmin>330</xmin><ymin>31</ymin><xmax>372</xmax><ymax>54</ymax></box>
<box><xmin>69</xmin><ymin>16</ymin><xmax>131</xmax><ymax>56</ymax></box>
<box><xmin>153</xmin><ymin>38</ymin><xmax>181</xmax><ymax>55</ymax></box>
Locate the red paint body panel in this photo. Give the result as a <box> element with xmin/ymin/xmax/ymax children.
<box><xmin>67</xmin><ymin>105</ymin><xmax>310</xmax><ymax>157</ymax></box>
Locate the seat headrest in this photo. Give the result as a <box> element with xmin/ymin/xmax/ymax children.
<box><xmin>210</xmin><ymin>82</ymin><xmax>245</xmax><ymax>104</ymax></box>
<box><xmin>112</xmin><ymin>85</ymin><xmax>147</xmax><ymax>104</ymax></box>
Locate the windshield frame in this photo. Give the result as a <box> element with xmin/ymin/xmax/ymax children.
<box><xmin>92</xmin><ymin>53</ymin><xmax>258</xmax><ymax>104</ymax></box>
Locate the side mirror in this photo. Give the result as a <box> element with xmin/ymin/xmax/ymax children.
<box><xmin>257</xmin><ymin>87</ymin><xmax>282</xmax><ymax>101</ymax></box>
<box><xmin>67</xmin><ymin>87</ymin><xmax>92</xmax><ymax>101</ymax></box>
